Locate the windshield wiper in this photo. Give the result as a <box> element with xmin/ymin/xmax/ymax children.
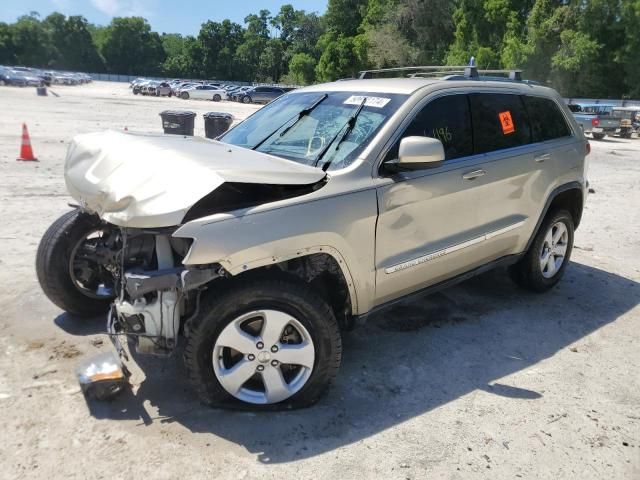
<box><xmin>315</xmin><ymin>98</ymin><xmax>367</xmax><ymax>171</ymax></box>
<box><xmin>252</xmin><ymin>94</ymin><xmax>328</xmax><ymax>151</ymax></box>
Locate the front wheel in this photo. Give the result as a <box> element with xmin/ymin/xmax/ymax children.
<box><xmin>184</xmin><ymin>278</ymin><xmax>342</xmax><ymax>409</ymax></box>
<box><xmin>242</xmin><ymin>95</ymin><xmax>252</xmax><ymax>104</ymax></box>
<box><xmin>36</xmin><ymin>210</ymin><xmax>116</xmax><ymax>316</ymax></box>
<box><xmin>181</xmin><ymin>92</ymin><xmax>189</xmax><ymax>99</ymax></box>
<box><xmin>509</xmin><ymin>209</ymin><xmax>574</xmax><ymax>292</ymax></box>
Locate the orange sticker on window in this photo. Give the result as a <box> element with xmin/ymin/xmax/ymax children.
<box><xmin>499</xmin><ymin>111</ymin><xmax>515</xmax><ymax>134</ymax></box>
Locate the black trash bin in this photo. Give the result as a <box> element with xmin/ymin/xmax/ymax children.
<box><xmin>203</xmin><ymin>112</ymin><xmax>234</xmax><ymax>139</ymax></box>
<box><xmin>159</xmin><ymin>110</ymin><xmax>196</xmax><ymax>136</ymax></box>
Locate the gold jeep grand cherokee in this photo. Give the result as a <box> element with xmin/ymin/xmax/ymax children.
<box><xmin>37</xmin><ymin>65</ymin><xmax>589</xmax><ymax>408</ymax></box>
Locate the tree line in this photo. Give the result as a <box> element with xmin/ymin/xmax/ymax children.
<box><xmin>0</xmin><ymin>0</ymin><xmax>638</xmax><ymax>97</ymax></box>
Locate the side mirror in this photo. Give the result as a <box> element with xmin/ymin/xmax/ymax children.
<box><xmin>385</xmin><ymin>136</ymin><xmax>445</xmax><ymax>172</ymax></box>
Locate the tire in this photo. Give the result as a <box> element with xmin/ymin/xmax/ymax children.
<box><xmin>592</xmin><ymin>132</ymin><xmax>605</xmax><ymax>140</ymax></box>
<box><xmin>181</xmin><ymin>92</ymin><xmax>189</xmax><ymax>100</ymax></box>
<box><xmin>184</xmin><ymin>277</ymin><xmax>342</xmax><ymax>410</ymax></box>
<box><xmin>212</xmin><ymin>94</ymin><xmax>221</xmax><ymax>102</ymax></box>
<box><xmin>168</xmin><ymin>91</ymin><xmax>172</xmax><ymax>97</ymax></box>
<box><xmin>242</xmin><ymin>95</ymin><xmax>252</xmax><ymax>104</ymax></box>
<box><xmin>509</xmin><ymin>209</ymin><xmax>574</xmax><ymax>292</ymax></box>
<box><xmin>36</xmin><ymin>210</ymin><xmax>115</xmax><ymax>316</ymax></box>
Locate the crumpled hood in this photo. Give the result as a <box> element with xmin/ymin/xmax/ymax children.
<box><xmin>64</xmin><ymin>130</ymin><xmax>326</xmax><ymax>228</ymax></box>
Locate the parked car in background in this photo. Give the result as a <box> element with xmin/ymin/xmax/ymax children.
<box><xmin>229</xmin><ymin>86</ymin><xmax>253</xmax><ymax>101</ymax></box>
<box><xmin>141</xmin><ymin>81</ymin><xmax>160</xmax><ymax>95</ymax></box>
<box><xmin>180</xmin><ymin>84</ymin><xmax>227</xmax><ymax>101</ymax></box>
<box><xmin>0</xmin><ymin>67</ymin><xmax>28</xmax><ymax>86</ymax></box>
<box><xmin>13</xmin><ymin>70</ymin><xmax>43</xmax><ymax>86</ymax></box>
<box><xmin>154</xmin><ymin>81</ymin><xmax>173</xmax><ymax>96</ymax></box>
<box><xmin>611</xmin><ymin>106</ymin><xmax>640</xmax><ymax>138</ymax></box>
<box><xmin>572</xmin><ymin>104</ymin><xmax>620</xmax><ymax>139</ymax></box>
<box><xmin>173</xmin><ymin>82</ymin><xmax>200</xmax><ymax>96</ymax></box>
<box><xmin>238</xmin><ymin>86</ymin><xmax>285</xmax><ymax>104</ymax></box>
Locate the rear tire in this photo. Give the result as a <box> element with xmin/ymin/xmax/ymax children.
<box><xmin>184</xmin><ymin>278</ymin><xmax>342</xmax><ymax>410</ymax></box>
<box><xmin>36</xmin><ymin>210</ymin><xmax>115</xmax><ymax>316</ymax></box>
<box><xmin>592</xmin><ymin>132</ymin><xmax>605</xmax><ymax>140</ymax></box>
<box><xmin>242</xmin><ymin>95</ymin><xmax>252</xmax><ymax>104</ymax></box>
<box><xmin>213</xmin><ymin>94</ymin><xmax>221</xmax><ymax>102</ymax></box>
<box><xmin>181</xmin><ymin>92</ymin><xmax>189</xmax><ymax>99</ymax></box>
<box><xmin>509</xmin><ymin>209</ymin><xmax>574</xmax><ymax>292</ymax></box>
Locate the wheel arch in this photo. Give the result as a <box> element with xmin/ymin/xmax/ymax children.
<box><xmin>219</xmin><ymin>248</ymin><xmax>358</xmax><ymax>327</ymax></box>
<box><xmin>525</xmin><ymin>181</ymin><xmax>585</xmax><ymax>252</ymax></box>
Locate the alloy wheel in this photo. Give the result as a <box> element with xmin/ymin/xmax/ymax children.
<box><xmin>212</xmin><ymin>309</ymin><xmax>315</xmax><ymax>404</ymax></box>
<box><xmin>539</xmin><ymin>221</ymin><xmax>569</xmax><ymax>278</ymax></box>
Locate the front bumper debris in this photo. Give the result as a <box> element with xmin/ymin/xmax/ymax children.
<box><xmin>76</xmin><ymin>351</ymin><xmax>128</xmax><ymax>400</ymax></box>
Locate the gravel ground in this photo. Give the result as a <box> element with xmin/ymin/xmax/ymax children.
<box><xmin>0</xmin><ymin>82</ymin><xmax>638</xmax><ymax>479</ymax></box>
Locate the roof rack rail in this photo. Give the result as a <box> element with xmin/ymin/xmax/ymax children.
<box><xmin>357</xmin><ymin>65</ymin><xmax>523</xmax><ymax>81</ymax></box>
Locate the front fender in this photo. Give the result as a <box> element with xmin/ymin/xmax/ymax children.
<box><xmin>173</xmin><ymin>189</ymin><xmax>379</xmax><ymax>315</ymax></box>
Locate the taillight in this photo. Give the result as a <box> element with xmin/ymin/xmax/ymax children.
<box><xmin>591</xmin><ymin>118</ymin><xmax>599</xmax><ymax>127</ymax></box>
<box><xmin>585</xmin><ymin>141</ymin><xmax>591</xmax><ymax>155</ymax></box>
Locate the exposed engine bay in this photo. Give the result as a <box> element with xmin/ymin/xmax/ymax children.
<box><xmin>85</xmin><ymin>223</ymin><xmax>218</xmax><ymax>356</ymax></box>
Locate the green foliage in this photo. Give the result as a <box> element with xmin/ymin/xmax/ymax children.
<box><xmin>2</xmin><ymin>1</ymin><xmax>638</xmax><ymax>97</ymax></box>
<box><xmin>288</xmin><ymin>53</ymin><xmax>316</xmax><ymax>84</ymax></box>
<box><xmin>101</xmin><ymin>17</ymin><xmax>165</xmax><ymax>75</ymax></box>
<box><xmin>43</xmin><ymin>14</ymin><xmax>104</xmax><ymax>71</ymax></box>
<box><xmin>316</xmin><ymin>34</ymin><xmax>365</xmax><ymax>81</ymax></box>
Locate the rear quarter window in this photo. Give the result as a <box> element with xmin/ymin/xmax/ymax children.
<box><xmin>522</xmin><ymin>96</ymin><xmax>572</xmax><ymax>142</ymax></box>
<box><xmin>469</xmin><ymin>93</ymin><xmax>532</xmax><ymax>154</ymax></box>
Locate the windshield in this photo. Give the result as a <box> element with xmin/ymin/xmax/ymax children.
<box><xmin>612</xmin><ymin>110</ymin><xmax>634</xmax><ymax>119</ymax></box>
<box><xmin>220</xmin><ymin>91</ymin><xmax>407</xmax><ymax>171</ymax></box>
<box><xmin>581</xmin><ymin>105</ymin><xmax>613</xmax><ymax>115</ymax></box>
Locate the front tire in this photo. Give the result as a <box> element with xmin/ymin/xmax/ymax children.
<box><xmin>181</xmin><ymin>92</ymin><xmax>189</xmax><ymax>99</ymax></box>
<box><xmin>242</xmin><ymin>95</ymin><xmax>252</xmax><ymax>104</ymax></box>
<box><xmin>184</xmin><ymin>278</ymin><xmax>342</xmax><ymax>409</ymax></box>
<box><xmin>36</xmin><ymin>210</ymin><xmax>115</xmax><ymax>316</ymax></box>
<box><xmin>509</xmin><ymin>209</ymin><xmax>574</xmax><ymax>292</ymax></box>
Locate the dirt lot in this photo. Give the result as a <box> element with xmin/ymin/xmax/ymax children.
<box><xmin>0</xmin><ymin>81</ymin><xmax>638</xmax><ymax>479</ymax></box>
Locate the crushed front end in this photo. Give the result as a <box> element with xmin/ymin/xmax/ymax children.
<box><xmin>105</xmin><ymin>227</ymin><xmax>219</xmax><ymax>359</ymax></box>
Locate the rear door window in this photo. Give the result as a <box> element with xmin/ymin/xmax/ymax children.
<box><xmin>387</xmin><ymin>94</ymin><xmax>473</xmax><ymax>161</ymax></box>
<box><xmin>522</xmin><ymin>96</ymin><xmax>572</xmax><ymax>142</ymax></box>
<box><xmin>469</xmin><ymin>93</ymin><xmax>532</xmax><ymax>153</ymax></box>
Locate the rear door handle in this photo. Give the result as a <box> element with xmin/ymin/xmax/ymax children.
<box><xmin>462</xmin><ymin>169</ymin><xmax>486</xmax><ymax>180</ymax></box>
<box><xmin>535</xmin><ymin>153</ymin><xmax>551</xmax><ymax>163</ymax></box>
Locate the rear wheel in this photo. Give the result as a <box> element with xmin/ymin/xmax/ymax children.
<box><xmin>509</xmin><ymin>209</ymin><xmax>574</xmax><ymax>292</ymax></box>
<box><xmin>36</xmin><ymin>210</ymin><xmax>116</xmax><ymax>316</ymax></box>
<box><xmin>242</xmin><ymin>95</ymin><xmax>252</xmax><ymax>104</ymax></box>
<box><xmin>184</xmin><ymin>278</ymin><xmax>342</xmax><ymax>409</ymax></box>
<box><xmin>212</xmin><ymin>94</ymin><xmax>221</xmax><ymax>102</ymax></box>
<box><xmin>592</xmin><ymin>132</ymin><xmax>605</xmax><ymax>140</ymax></box>
<box><xmin>181</xmin><ymin>92</ymin><xmax>189</xmax><ymax>99</ymax></box>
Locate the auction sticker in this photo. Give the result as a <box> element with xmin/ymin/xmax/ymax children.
<box><xmin>344</xmin><ymin>96</ymin><xmax>391</xmax><ymax>108</ymax></box>
<box><xmin>499</xmin><ymin>111</ymin><xmax>515</xmax><ymax>134</ymax></box>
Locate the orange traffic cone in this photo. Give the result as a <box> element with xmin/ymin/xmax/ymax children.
<box><xmin>17</xmin><ymin>123</ymin><xmax>38</xmax><ymax>161</ymax></box>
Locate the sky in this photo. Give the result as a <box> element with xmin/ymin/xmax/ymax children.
<box><xmin>1</xmin><ymin>0</ymin><xmax>328</xmax><ymax>35</ymax></box>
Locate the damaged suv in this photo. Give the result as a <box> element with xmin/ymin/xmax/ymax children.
<box><xmin>37</xmin><ymin>66</ymin><xmax>588</xmax><ymax>408</ymax></box>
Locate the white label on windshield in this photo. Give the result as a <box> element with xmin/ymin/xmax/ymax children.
<box><xmin>344</xmin><ymin>95</ymin><xmax>391</xmax><ymax>108</ymax></box>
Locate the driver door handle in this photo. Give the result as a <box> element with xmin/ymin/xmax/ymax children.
<box><xmin>462</xmin><ymin>169</ymin><xmax>486</xmax><ymax>180</ymax></box>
